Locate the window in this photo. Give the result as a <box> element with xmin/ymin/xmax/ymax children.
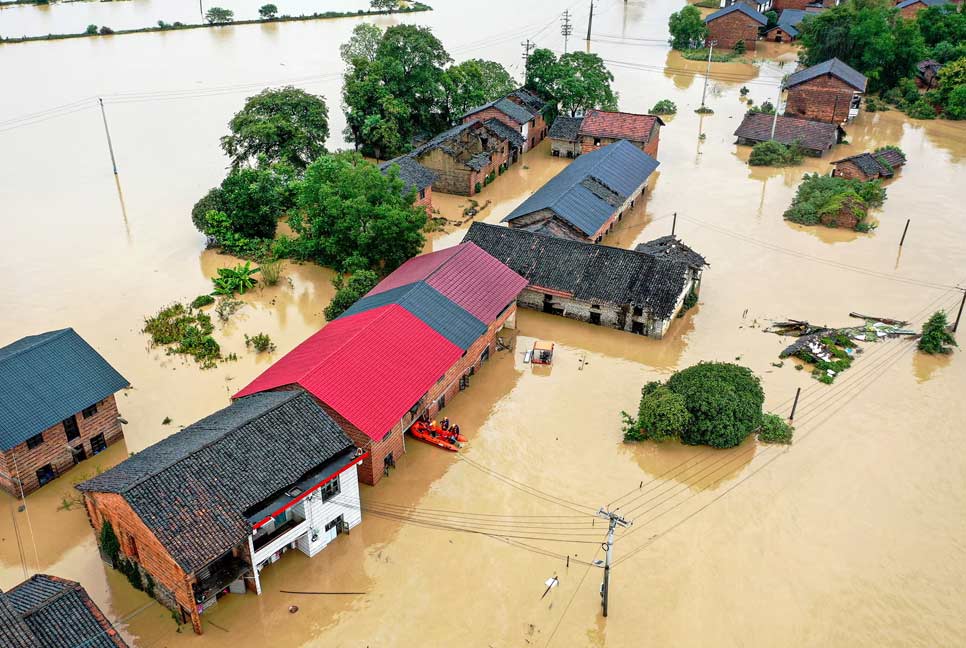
<box><xmin>26</xmin><ymin>432</ymin><xmax>45</xmax><ymax>450</ymax></box>
<box><xmin>127</xmin><ymin>533</ymin><xmax>139</xmax><ymax>560</ymax></box>
<box><xmin>589</xmin><ymin>312</ymin><xmax>602</xmax><ymax>325</ymax></box>
<box><xmin>419</xmin><ymin>188</ymin><xmax>426</xmax><ymax>200</ymax></box>
<box><xmin>480</xmin><ymin>346</ymin><xmax>490</xmax><ymax>363</ymax></box>
<box><xmin>273</xmin><ymin>510</ymin><xmax>289</xmax><ymax>527</ymax></box>
<box><xmin>632</xmin><ymin>321</ymin><xmax>645</xmax><ymax>335</ymax></box>
<box><xmin>633</xmin><ymin>306</ymin><xmax>644</xmax><ymax>317</ymax></box>
<box><xmin>82</xmin><ymin>403</ymin><xmax>98</xmax><ymax>418</ymax></box>
<box><xmin>594</xmin><ymin>137</ymin><xmax>601</xmax><ymax>146</ymax></box>
<box><xmin>36</xmin><ymin>464</ymin><xmax>56</xmax><ymax>487</ymax></box>
<box><xmin>63</xmin><ymin>415</ymin><xmax>80</xmax><ymax>442</ymax></box>
<box><xmin>90</xmin><ymin>433</ymin><xmax>107</xmax><ymax>455</ymax></box>
<box><xmin>319</xmin><ymin>478</ymin><xmax>341</xmax><ymax>502</ymax></box>
<box><xmin>437</xmin><ymin>394</ymin><xmax>446</xmax><ymax>411</ymax></box>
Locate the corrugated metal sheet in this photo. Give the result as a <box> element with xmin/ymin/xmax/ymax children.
<box><xmin>503</xmin><ymin>140</ymin><xmax>659</xmax><ymax>237</ymax></box>
<box><xmin>424</xmin><ymin>243</ymin><xmax>529</xmax><ymax>323</ymax></box>
<box><xmin>0</xmin><ymin>328</ymin><xmax>129</xmax><ymax>450</ymax></box>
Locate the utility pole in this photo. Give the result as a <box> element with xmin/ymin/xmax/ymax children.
<box><xmin>770</xmin><ymin>81</ymin><xmax>783</xmax><ymax>140</ymax></box>
<box><xmin>561</xmin><ymin>10</ymin><xmax>574</xmax><ymax>54</ymax></box>
<box><xmin>596</xmin><ymin>508</ymin><xmax>630</xmax><ymax>618</ymax></box>
<box><xmin>953</xmin><ymin>289</ymin><xmax>966</xmax><ymax>333</ymax></box>
<box><xmin>699</xmin><ymin>41</ymin><xmax>716</xmax><ymax>112</ymax></box>
<box><xmin>586</xmin><ymin>0</ymin><xmax>595</xmax><ymax>41</ymax></box>
<box><xmin>521</xmin><ymin>39</ymin><xmax>535</xmax><ymax>83</ymax></box>
<box><xmin>899</xmin><ymin>219</ymin><xmax>911</xmax><ymax>247</ymax></box>
<box><xmin>671</xmin><ymin>212</ymin><xmax>677</xmax><ymax>236</ymax></box>
<box><xmin>98</xmin><ymin>98</ymin><xmax>118</xmax><ymax>176</ymax></box>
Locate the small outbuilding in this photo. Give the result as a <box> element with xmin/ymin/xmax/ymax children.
<box><xmin>896</xmin><ymin>0</ymin><xmax>949</xmax><ymax>19</ymax></box>
<box><xmin>380</xmin><ymin>155</ymin><xmax>438</xmax><ymax>214</ymax></box>
<box><xmin>548</xmin><ymin>115</ymin><xmax>584</xmax><ymax>158</ymax></box>
<box><xmin>704</xmin><ymin>3</ymin><xmax>768</xmax><ymax>52</ymax></box>
<box><xmin>784</xmin><ymin>58</ymin><xmax>868</xmax><ymax>124</ymax></box>
<box><xmin>503</xmin><ymin>140</ymin><xmax>660</xmax><ymax>243</ymax></box>
<box><xmin>734</xmin><ymin>112</ymin><xmax>845</xmax><ymax>156</ymax></box>
<box><xmin>765</xmin><ymin>9</ymin><xmax>807</xmax><ymax>42</ymax></box>
<box><xmin>0</xmin><ymin>328</ymin><xmax>129</xmax><ymax>496</ymax></box>
<box><xmin>915</xmin><ymin>59</ymin><xmax>943</xmax><ymax>89</ymax></box>
<box><xmin>831</xmin><ymin>149</ymin><xmax>906</xmax><ymax>181</ymax></box>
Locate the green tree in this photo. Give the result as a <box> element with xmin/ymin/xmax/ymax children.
<box><xmin>445</xmin><ymin>58</ymin><xmax>517</xmax><ymax>118</ymax></box>
<box><xmin>340</xmin><ymin>23</ymin><xmax>383</xmax><ymax>67</ymax></box>
<box><xmin>650</xmin><ymin>99</ymin><xmax>677</xmax><ymax>114</ymax></box>
<box><xmin>324</xmin><ymin>270</ymin><xmax>380</xmax><ymax>320</ymax></box>
<box><xmin>523</xmin><ymin>48</ymin><xmax>560</xmax><ymax>108</ymax></box>
<box><xmin>524</xmin><ymin>49</ymin><xmax>617</xmax><ymax>117</ymax></box>
<box><xmin>370</xmin><ymin>0</ymin><xmax>401</xmax><ymax>9</ymax></box>
<box><xmin>210</xmin><ymin>166</ymin><xmax>289</xmax><ymax>242</ymax></box>
<box><xmin>205</xmin><ymin>7</ymin><xmax>234</xmax><ymax>24</ymax></box>
<box><xmin>936</xmin><ymin>57</ymin><xmax>966</xmax><ymax>105</ymax></box>
<box><xmin>917</xmin><ymin>5</ymin><xmax>966</xmax><ymax>49</ymax></box>
<box><xmin>85</xmin><ymin>24</ymin><xmax>98</xmax><ymax>35</ymax></box>
<box><xmin>666</xmin><ymin>362</ymin><xmax>765</xmax><ymax>448</ymax></box>
<box><xmin>285</xmin><ymin>152</ymin><xmax>427</xmax><ymax>272</ymax></box>
<box><xmin>944</xmin><ymin>84</ymin><xmax>966</xmax><ymax>118</ymax></box>
<box><xmin>918</xmin><ymin>310</ymin><xmax>958</xmax><ymax>354</ymax></box>
<box><xmin>623</xmin><ymin>383</ymin><xmax>692</xmax><ymax>442</ymax></box>
<box><xmin>758</xmin><ymin>413</ymin><xmax>794</xmax><ymax>444</ymax></box>
<box><xmin>668</xmin><ymin>5</ymin><xmax>708</xmax><ymax>50</ymax></box>
<box><xmin>191</xmin><ymin>186</ymin><xmax>226</xmax><ymax>232</ymax></box>
<box><xmin>98</xmin><ymin>521</ymin><xmax>121</xmax><ymax>566</ymax></box>
<box><xmin>220</xmin><ymin>87</ymin><xmax>329</xmax><ymax>170</ymax></box>
<box><xmin>258</xmin><ymin>4</ymin><xmax>278</xmax><ymax>19</ymax></box>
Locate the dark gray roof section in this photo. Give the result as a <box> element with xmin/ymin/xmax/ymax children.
<box><xmin>705</xmin><ymin>2</ymin><xmax>768</xmax><ymax>24</ymax></box>
<box><xmin>635</xmin><ymin>236</ymin><xmax>709</xmax><ymax>270</ymax></box>
<box><xmin>503</xmin><ymin>140</ymin><xmax>659</xmax><ymax>237</ymax></box>
<box><xmin>510</xmin><ymin>87</ymin><xmax>548</xmax><ymax>114</ymax></box>
<box><xmin>734</xmin><ymin>112</ymin><xmax>844</xmax><ymax>152</ymax></box>
<box><xmin>767</xmin><ymin>9</ymin><xmax>806</xmax><ymax>37</ymax></box>
<box><xmin>785</xmin><ymin>58</ymin><xmax>868</xmax><ymax>92</ymax></box>
<box><xmin>484</xmin><ymin>118</ymin><xmax>525</xmax><ymax>147</ymax></box>
<box><xmin>78</xmin><ymin>391</ymin><xmax>355</xmax><ymax>573</ymax></box>
<box><xmin>464</xmin><ymin>96</ymin><xmax>536</xmax><ymax>124</ymax></box>
<box><xmin>548</xmin><ymin>116</ymin><xmax>583</xmax><ymax>142</ymax></box>
<box><xmin>380</xmin><ymin>156</ymin><xmax>438</xmax><ymax>193</ymax></box>
<box><xmin>341</xmin><ymin>281</ymin><xmax>487</xmax><ymax>350</ymax></box>
<box><xmin>409</xmin><ymin>120</ymin><xmax>508</xmax><ymax>172</ymax></box>
<box><xmin>2</xmin><ymin>574</ymin><xmax>127</xmax><ymax>648</ymax></box>
<box><xmin>463</xmin><ymin>223</ymin><xmax>695</xmax><ymax>320</ymax></box>
<box><xmin>0</xmin><ymin>328</ymin><xmax>129</xmax><ymax>451</ymax></box>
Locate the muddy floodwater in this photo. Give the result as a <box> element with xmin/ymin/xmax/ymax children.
<box><xmin>2</xmin><ymin>0</ymin><xmax>966</xmax><ymax>646</ymax></box>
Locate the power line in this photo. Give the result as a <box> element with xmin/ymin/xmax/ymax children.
<box><xmin>545</xmin><ymin>543</ymin><xmax>604</xmax><ymax>647</ymax></box>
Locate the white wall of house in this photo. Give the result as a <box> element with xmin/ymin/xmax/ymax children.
<box><xmin>293</xmin><ymin>465</ymin><xmax>363</xmax><ymax>559</ymax></box>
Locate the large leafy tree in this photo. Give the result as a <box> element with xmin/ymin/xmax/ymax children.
<box><xmin>342</xmin><ymin>25</ymin><xmax>451</xmax><ymax>158</ymax></box>
<box><xmin>339</xmin><ymin>23</ymin><xmax>383</xmax><ymax>67</ymax></box>
<box><xmin>324</xmin><ymin>270</ymin><xmax>380</xmax><ymax>320</ymax></box>
<box><xmin>524</xmin><ymin>49</ymin><xmax>618</xmax><ymax>117</ymax></box>
<box><xmin>220</xmin><ymin>87</ymin><xmax>329</xmax><ymax>170</ymax></box>
<box><xmin>445</xmin><ymin>58</ymin><xmax>517</xmax><ymax>118</ymax></box>
<box><xmin>667</xmin><ymin>5</ymin><xmax>707</xmax><ymax>50</ymax></box>
<box><xmin>285</xmin><ymin>152</ymin><xmax>427</xmax><ymax>273</ymax></box>
<box><xmin>216</xmin><ymin>165</ymin><xmax>290</xmax><ymax>239</ymax></box>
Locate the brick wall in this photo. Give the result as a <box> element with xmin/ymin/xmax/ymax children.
<box><xmin>785</xmin><ymin>75</ymin><xmax>859</xmax><ymax>124</ymax></box>
<box><xmin>579</xmin><ymin>129</ymin><xmax>660</xmax><ymax>158</ymax></box>
<box><xmin>772</xmin><ymin>0</ymin><xmax>811</xmax><ymax>9</ymax></box>
<box><xmin>463</xmin><ymin>108</ymin><xmax>522</xmax><ymax>135</ymax></box>
<box><xmin>1</xmin><ymin>394</ymin><xmax>124</xmax><ymax>496</ymax></box>
<box><xmin>706</xmin><ymin>12</ymin><xmax>761</xmax><ymax>51</ymax></box>
<box><xmin>899</xmin><ymin>2</ymin><xmax>926</xmax><ymax>19</ymax></box>
<box><xmin>766</xmin><ymin>27</ymin><xmax>796</xmax><ymax>43</ymax></box>
<box><xmin>832</xmin><ymin>160</ymin><xmax>873</xmax><ymax>182</ymax></box>
<box><xmin>82</xmin><ymin>491</ymin><xmax>200</xmax><ymax>631</ymax></box>
<box><xmin>415</xmin><ymin>185</ymin><xmax>434</xmax><ymax>215</ymax></box>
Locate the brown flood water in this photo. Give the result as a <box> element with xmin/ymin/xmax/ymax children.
<box><xmin>2</xmin><ymin>0</ymin><xmax>966</xmax><ymax>646</ymax></box>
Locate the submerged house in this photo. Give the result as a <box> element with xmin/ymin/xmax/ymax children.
<box><xmin>379</xmin><ymin>155</ymin><xmax>438</xmax><ymax>214</ymax></box>
<box><xmin>77</xmin><ymin>391</ymin><xmax>365</xmax><ymax>635</ymax></box>
<box><xmin>704</xmin><ymin>3</ymin><xmax>768</xmax><ymax>51</ymax></box>
<box><xmin>408</xmin><ymin>120</ymin><xmax>511</xmax><ymax>196</ymax></box>
<box><xmin>234</xmin><ymin>243</ymin><xmax>527</xmax><ymax>486</ymax></box>
<box><xmin>897</xmin><ymin>0</ymin><xmax>949</xmax><ymax>18</ymax></box>
<box><xmin>765</xmin><ymin>9</ymin><xmax>807</xmax><ymax>42</ymax></box>
<box><xmin>784</xmin><ymin>58</ymin><xmax>868</xmax><ymax>124</ymax></box>
<box><xmin>578</xmin><ymin>109</ymin><xmax>664</xmax><ymax>158</ymax></box>
<box><xmin>831</xmin><ymin>149</ymin><xmax>906</xmax><ymax>181</ymax></box>
<box><xmin>0</xmin><ymin>574</ymin><xmax>129</xmax><ymax>648</ymax></box>
<box><xmin>462</xmin><ymin>87</ymin><xmax>549</xmax><ymax>155</ymax></box>
<box><xmin>503</xmin><ymin>140</ymin><xmax>660</xmax><ymax>243</ymax></box>
<box><xmin>548</xmin><ymin>115</ymin><xmax>584</xmax><ymax>158</ymax></box>
<box><xmin>734</xmin><ymin>112</ymin><xmax>845</xmax><ymax>156</ymax></box>
<box><xmin>0</xmin><ymin>328</ymin><xmax>128</xmax><ymax>496</ymax></box>
<box><xmin>463</xmin><ymin>223</ymin><xmax>706</xmax><ymax>339</ymax></box>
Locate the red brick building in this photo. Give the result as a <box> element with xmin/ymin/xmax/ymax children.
<box><xmin>831</xmin><ymin>149</ymin><xmax>906</xmax><ymax>181</ymax></box>
<box><xmin>704</xmin><ymin>3</ymin><xmax>767</xmax><ymax>51</ymax></box>
<box><xmin>234</xmin><ymin>243</ymin><xmax>528</xmax><ymax>485</ymax></box>
<box><xmin>896</xmin><ymin>0</ymin><xmax>948</xmax><ymax>19</ymax></box>
<box><xmin>78</xmin><ymin>391</ymin><xmax>366</xmax><ymax>635</ymax></box>
<box><xmin>764</xmin><ymin>9</ymin><xmax>806</xmax><ymax>42</ymax></box>
<box><xmin>406</xmin><ymin>120</ymin><xmax>512</xmax><ymax>197</ymax></box>
<box><xmin>784</xmin><ymin>58</ymin><xmax>868</xmax><ymax>124</ymax></box>
<box><xmin>380</xmin><ymin>155</ymin><xmax>438</xmax><ymax>214</ymax></box>
<box><xmin>0</xmin><ymin>328</ymin><xmax>128</xmax><ymax>496</ymax></box>
<box><xmin>577</xmin><ymin>110</ymin><xmax>665</xmax><ymax>158</ymax></box>
<box><xmin>734</xmin><ymin>112</ymin><xmax>845</xmax><ymax>156</ymax></box>
<box><xmin>462</xmin><ymin>88</ymin><xmax>549</xmax><ymax>154</ymax></box>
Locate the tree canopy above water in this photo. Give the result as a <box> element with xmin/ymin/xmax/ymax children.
<box><xmin>525</xmin><ymin>48</ymin><xmax>618</xmax><ymax>118</ymax></box>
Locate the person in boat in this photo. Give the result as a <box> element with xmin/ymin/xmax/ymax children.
<box><xmin>448</xmin><ymin>423</ymin><xmax>461</xmax><ymax>445</ymax></box>
<box><xmin>441</xmin><ymin>417</ymin><xmax>450</xmax><ymax>431</ymax></box>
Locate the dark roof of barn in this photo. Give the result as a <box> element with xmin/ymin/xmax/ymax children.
<box><xmin>463</xmin><ymin>223</ymin><xmax>695</xmax><ymax>320</ymax></box>
<box><xmin>503</xmin><ymin>140</ymin><xmax>659</xmax><ymax>237</ymax></box>
<box><xmin>767</xmin><ymin>9</ymin><xmax>806</xmax><ymax>36</ymax></box>
<box><xmin>509</xmin><ymin>87</ymin><xmax>548</xmax><ymax>114</ymax></box>
<box><xmin>380</xmin><ymin>155</ymin><xmax>438</xmax><ymax>192</ymax></box>
<box><xmin>831</xmin><ymin>149</ymin><xmax>905</xmax><ymax>177</ymax></box>
<box><xmin>1</xmin><ymin>574</ymin><xmax>127</xmax><ymax>648</ymax></box>
<box><xmin>734</xmin><ymin>112</ymin><xmax>843</xmax><ymax>152</ymax></box>
<box><xmin>464</xmin><ymin>96</ymin><xmax>536</xmax><ymax>124</ymax></box>
<box><xmin>0</xmin><ymin>328</ymin><xmax>129</xmax><ymax>452</ymax></box>
<box><xmin>485</xmin><ymin>118</ymin><xmax>526</xmax><ymax>147</ymax></box>
<box><xmin>548</xmin><ymin>116</ymin><xmax>583</xmax><ymax>142</ymax></box>
<box><xmin>77</xmin><ymin>391</ymin><xmax>354</xmax><ymax>574</ymax></box>
<box><xmin>635</xmin><ymin>236</ymin><xmax>709</xmax><ymax>270</ymax></box>
<box><xmin>785</xmin><ymin>57</ymin><xmax>868</xmax><ymax>91</ymax></box>
<box><xmin>705</xmin><ymin>2</ymin><xmax>768</xmax><ymax>24</ymax></box>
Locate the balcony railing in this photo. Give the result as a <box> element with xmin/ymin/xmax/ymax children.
<box><xmin>252</xmin><ymin>519</ymin><xmax>309</xmax><ymax>565</ymax></box>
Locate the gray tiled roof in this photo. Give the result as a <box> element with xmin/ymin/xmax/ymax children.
<box><xmin>380</xmin><ymin>155</ymin><xmax>438</xmax><ymax>192</ymax></box>
<box><xmin>411</xmin><ymin>120</ymin><xmax>508</xmax><ymax>172</ymax></box>
<box><xmin>635</xmin><ymin>236</ymin><xmax>709</xmax><ymax>270</ymax></box>
<box><xmin>464</xmin><ymin>96</ymin><xmax>536</xmax><ymax>125</ymax></box>
<box><xmin>705</xmin><ymin>2</ymin><xmax>768</xmax><ymax>24</ymax></box>
<box><xmin>548</xmin><ymin>116</ymin><xmax>583</xmax><ymax>142</ymax></box>
<box><xmin>78</xmin><ymin>391</ymin><xmax>354</xmax><ymax>573</ymax></box>
<box><xmin>2</xmin><ymin>574</ymin><xmax>127</xmax><ymax>648</ymax></box>
<box><xmin>484</xmin><ymin>118</ymin><xmax>525</xmax><ymax>147</ymax></box>
<box><xmin>786</xmin><ymin>58</ymin><xmax>868</xmax><ymax>91</ymax></box>
<box><xmin>503</xmin><ymin>140</ymin><xmax>659</xmax><ymax>237</ymax></box>
<box><xmin>510</xmin><ymin>88</ymin><xmax>548</xmax><ymax>113</ymax></box>
<box><xmin>832</xmin><ymin>149</ymin><xmax>905</xmax><ymax>177</ymax></box>
<box><xmin>768</xmin><ymin>9</ymin><xmax>806</xmax><ymax>37</ymax></box>
<box><xmin>341</xmin><ymin>281</ymin><xmax>487</xmax><ymax>350</ymax></box>
<box><xmin>734</xmin><ymin>112</ymin><xmax>843</xmax><ymax>152</ymax></box>
<box><xmin>463</xmin><ymin>223</ymin><xmax>695</xmax><ymax>320</ymax></box>
<box><xmin>0</xmin><ymin>328</ymin><xmax>129</xmax><ymax>451</ymax></box>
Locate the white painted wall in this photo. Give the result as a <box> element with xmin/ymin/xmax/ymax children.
<box><xmin>293</xmin><ymin>465</ymin><xmax>363</xmax><ymax>559</ymax></box>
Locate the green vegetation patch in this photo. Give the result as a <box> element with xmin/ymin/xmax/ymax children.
<box><xmin>918</xmin><ymin>310</ymin><xmax>958</xmax><ymax>355</ymax></box>
<box><xmin>143</xmin><ymin>303</ymin><xmax>222</xmax><ymax>369</ymax></box>
<box><xmin>783</xmin><ymin>173</ymin><xmax>886</xmax><ymax>231</ymax></box>
<box><xmin>749</xmin><ymin>140</ymin><xmax>804</xmax><ymax>167</ymax></box>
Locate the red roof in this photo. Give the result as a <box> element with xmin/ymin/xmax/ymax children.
<box><xmin>578</xmin><ymin>110</ymin><xmax>663</xmax><ymax>144</ymax></box>
<box><xmin>370</xmin><ymin>242</ymin><xmax>528</xmax><ymax>323</ymax></box>
<box><xmin>234</xmin><ymin>305</ymin><xmax>462</xmax><ymax>441</ymax></box>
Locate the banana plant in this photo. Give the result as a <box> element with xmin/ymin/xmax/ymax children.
<box><xmin>212</xmin><ymin>261</ymin><xmax>260</xmax><ymax>296</ymax></box>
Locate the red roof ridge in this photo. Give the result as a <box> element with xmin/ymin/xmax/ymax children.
<box><xmin>585</xmin><ymin>108</ymin><xmax>661</xmax><ymax>119</ymax></box>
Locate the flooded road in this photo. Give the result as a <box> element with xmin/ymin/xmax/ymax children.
<box><xmin>2</xmin><ymin>0</ymin><xmax>966</xmax><ymax>646</ymax></box>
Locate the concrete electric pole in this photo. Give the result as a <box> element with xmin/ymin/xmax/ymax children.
<box><xmin>561</xmin><ymin>10</ymin><xmax>574</xmax><ymax>54</ymax></box>
<box><xmin>699</xmin><ymin>41</ymin><xmax>716</xmax><ymax>112</ymax></box>
<box><xmin>586</xmin><ymin>0</ymin><xmax>595</xmax><ymax>41</ymax></box>
<box><xmin>521</xmin><ymin>39</ymin><xmax>535</xmax><ymax>83</ymax></box>
<box><xmin>596</xmin><ymin>507</ymin><xmax>631</xmax><ymax>618</ymax></box>
<box><xmin>98</xmin><ymin>98</ymin><xmax>119</xmax><ymax>176</ymax></box>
